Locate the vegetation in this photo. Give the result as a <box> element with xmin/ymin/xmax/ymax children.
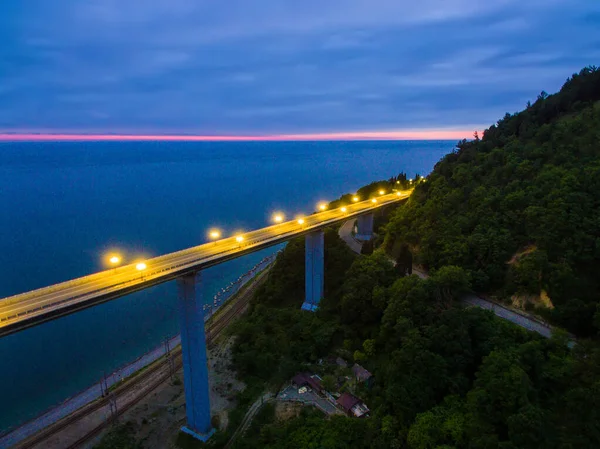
<box><xmin>226</xmin><ymin>67</ymin><xmax>600</xmax><ymax>448</ymax></box>
<box><xmin>230</xmin><ymin>228</ymin><xmax>357</xmax><ymax>387</ymax></box>
<box><xmin>94</xmin><ymin>422</ymin><xmax>141</xmax><ymax>449</ymax></box>
<box><xmin>385</xmin><ymin>66</ymin><xmax>600</xmax><ymax>336</ymax></box>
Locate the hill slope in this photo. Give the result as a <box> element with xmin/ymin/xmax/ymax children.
<box><xmin>386</xmin><ymin>66</ymin><xmax>600</xmax><ymax>336</ymax></box>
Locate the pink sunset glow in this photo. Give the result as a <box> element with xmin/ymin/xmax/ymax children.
<box><xmin>0</xmin><ymin>129</ymin><xmax>480</xmax><ymax>142</ymax></box>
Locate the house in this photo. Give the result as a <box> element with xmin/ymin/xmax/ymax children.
<box><xmin>292</xmin><ymin>372</ymin><xmax>323</xmax><ymax>393</ymax></box>
<box><xmin>336</xmin><ymin>357</ymin><xmax>348</xmax><ymax>368</ymax></box>
<box><xmin>336</xmin><ymin>392</ymin><xmax>369</xmax><ymax>418</ymax></box>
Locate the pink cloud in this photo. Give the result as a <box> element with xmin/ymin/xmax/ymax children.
<box><xmin>0</xmin><ymin>130</ymin><xmax>478</xmax><ymax>142</ymax></box>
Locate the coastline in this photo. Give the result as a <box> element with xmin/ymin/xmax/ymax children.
<box><xmin>1</xmin><ymin>252</ymin><xmax>278</xmax><ymax>448</ymax></box>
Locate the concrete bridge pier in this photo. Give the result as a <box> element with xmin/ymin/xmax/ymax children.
<box><xmin>355</xmin><ymin>213</ymin><xmax>374</xmax><ymax>241</ymax></box>
<box><xmin>302</xmin><ymin>230</ymin><xmax>324</xmax><ymax>312</ymax></box>
<box><xmin>177</xmin><ymin>272</ymin><xmax>215</xmax><ymax>442</ymax></box>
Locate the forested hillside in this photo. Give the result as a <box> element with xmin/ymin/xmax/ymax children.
<box><xmin>222</xmin><ymin>67</ymin><xmax>600</xmax><ymax>449</ymax></box>
<box><xmin>386</xmin><ymin>66</ymin><xmax>600</xmax><ymax>336</ymax></box>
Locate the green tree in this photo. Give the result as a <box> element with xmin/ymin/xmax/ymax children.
<box><xmin>339</xmin><ymin>251</ymin><xmax>396</xmax><ymax>333</ymax></box>
<box><xmin>321</xmin><ymin>374</ymin><xmax>336</xmax><ymax>393</ymax></box>
<box><xmin>363</xmin><ymin>339</ymin><xmax>376</xmax><ymax>357</ymax></box>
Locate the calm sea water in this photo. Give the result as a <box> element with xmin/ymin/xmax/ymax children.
<box><xmin>0</xmin><ymin>140</ymin><xmax>453</xmax><ymax>431</ymax></box>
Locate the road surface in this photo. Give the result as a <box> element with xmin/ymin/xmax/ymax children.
<box><xmin>462</xmin><ymin>295</ymin><xmax>553</xmax><ymax>338</ymax></box>
<box><xmin>338</xmin><ymin>220</ymin><xmax>363</xmax><ymax>254</ymax></box>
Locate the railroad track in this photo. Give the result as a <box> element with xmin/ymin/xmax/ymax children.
<box><xmin>16</xmin><ymin>352</ymin><xmax>182</xmax><ymax>449</ymax></box>
<box><xmin>65</xmin><ymin>357</ymin><xmax>184</xmax><ymax>449</ymax></box>
<box><xmin>206</xmin><ymin>270</ymin><xmax>267</xmax><ymax>343</ymax></box>
<box><xmin>14</xmin><ymin>269</ymin><xmax>268</xmax><ymax>449</ymax></box>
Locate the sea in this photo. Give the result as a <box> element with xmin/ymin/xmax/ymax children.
<box><xmin>0</xmin><ymin>140</ymin><xmax>454</xmax><ymax>432</ymax></box>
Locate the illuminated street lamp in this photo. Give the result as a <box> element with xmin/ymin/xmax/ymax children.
<box><xmin>136</xmin><ymin>262</ymin><xmax>147</xmax><ymax>271</ymax></box>
<box><xmin>109</xmin><ymin>255</ymin><xmax>121</xmax><ymax>265</ymax></box>
<box><xmin>409</xmin><ymin>178</ymin><xmax>413</xmax><ymax>182</ymax></box>
<box><xmin>273</xmin><ymin>213</ymin><xmax>284</xmax><ymax>223</ymax></box>
<box><xmin>208</xmin><ymin>229</ymin><xmax>221</xmax><ymax>240</ymax></box>
<box><xmin>318</xmin><ymin>203</ymin><xmax>327</xmax><ymax>211</ymax></box>
<box><xmin>235</xmin><ymin>235</ymin><xmax>244</xmax><ymax>243</ymax></box>
<box><xmin>341</xmin><ymin>207</ymin><xmax>347</xmax><ymax>213</ymax></box>
<box><xmin>396</xmin><ymin>191</ymin><xmax>402</xmax><ymax>196</ymax></box>
<box><xmin>352</xmin><ymin>196</ymin><xmax>359</xmax><ymax>202</ymax></box>
<box><xmin>371</xmin><ymin>198</ymin><xmax>377</xmax><ymax>203</ymax></box>
<box><xmin>379</xmin><ymin>189</ymin><xmax>385</xmax><ymax>195</ymax></box>
<box><xmin>297</xmin><ymin>218</ymin><xmax>305</xmax><ymax>225</ymax></box>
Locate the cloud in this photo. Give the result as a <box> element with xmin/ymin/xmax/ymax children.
<box><xmin>0</xmin><ymin>0</ymin><xmax>598</xmax><ymax>136</ymax></box>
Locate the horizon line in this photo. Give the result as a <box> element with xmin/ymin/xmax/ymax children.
<box><xmin>0</xmin><ymin>130</ymin><xmax>480</xmax><ymax>142</ymax></box>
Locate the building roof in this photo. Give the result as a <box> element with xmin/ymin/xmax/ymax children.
<box><xmin>292</xmin><ymin>372</ymin><xmax>322</xmax><ymax>391</ymax></box>
<box><xmin>336</xmin><ymin>357</ymin><xmax>348</xmax><ymax>367</ymax></box>
<box><xmin>352</xmin><ymin>363</ymin><xmax>372</xmax><ymax>382</ymax></box>
<box><xmin>336</xmin><ymin>392</ymin><xmax>361</xmax><ymax>412</ymax></box>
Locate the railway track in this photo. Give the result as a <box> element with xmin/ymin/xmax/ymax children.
<box><xmin>14</xmin><ymin>268</ymin><xmax>268</xmax><ymax>449</ymax></box>
<box><xmin>64</xmin><ymin>357</ymin><xmax>184</xmax><ymax>449</ymax></box>
<box><xmin>16</xmin><ymin>352</ymin><xmax>182</xmax><ymax>449</ymax></box>
<box><xmin>206</xmin><ymin>270</ymin><xmax>267</xmax><ymax>343</ymax></box>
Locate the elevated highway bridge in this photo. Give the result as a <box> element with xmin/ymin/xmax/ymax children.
<box><xmin>0</xmin><ymin>188</ymin><xmax>412</xmax><ymax>441</ymax></box>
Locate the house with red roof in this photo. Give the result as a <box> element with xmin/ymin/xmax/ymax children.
<box><xmin>336</xmin><ymin>392</ymin><xmax>369</xmax><ymax>418</ymax></box>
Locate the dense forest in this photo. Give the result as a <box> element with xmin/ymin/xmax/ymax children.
<box><xmin>386</xmin><ymin>66</ymin><xmax>600</xmax><ymax>336</ymax></box>
<box><xmin>230</xmin><ymin>235</ymin><xmax>599</xmax><ymax>448</ymax></box>
<box><xmin>224</xmin><ymin>67</ymin><xmax>600</xmax><ymax>449</ymax></box>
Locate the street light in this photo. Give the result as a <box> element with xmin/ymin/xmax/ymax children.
<box><xmin>208</xmin><ymin>229</ymin><xmax>221</xmax><ymax>240</ymax></box>
<box><xmin>341</xmin><ymin>207</ymin><xmax>347</xmax><ymax>213</ymax></box>
<box><xmin>396</xmin><ymin>191</ymin><xmax>402</xmax><ymax>196</ymax></box>
<box><xmin>273</xmin><ymin>213</ymin><xmax>284</xmax><ymax>223</ymax></box>
<box><xmin>136</xmin><ymin>262</ymin><xmax>147</xmax><ymax>271</ymax></box>
<box><xmin>109</xmin><ymin>255</ymin><xmax>121</xmax><ymax>265</ymax></box>
<box><xmin>352</xmin><ymin>196</ymin><xmax>359</xmax><ymax>202</ymax></box>
<box><xmin>379</xmin><ymin>189</ymin><xmax>385</xmax><ymax>195</ymax></box>
<box><xmin>235</xmin><ymin>235</ymin><xmax>244</xmax><ymax>243</ymax></box>
<box><xmin>318</xmin><ymin>203</ymin><xmax>327</xmax><ymax>211</ymax></box>
<box><xmin>371</xmin><ymin>198</ymin><xmax>377</xmax><ymax>203</ymax></box>
<box><xmin>297</xmin><ymin>218</ymin><xmax>305</xmax><ymax>225</ymax></box>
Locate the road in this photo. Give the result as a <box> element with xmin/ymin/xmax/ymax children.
<box><xmin>338</xmin><ymin>220</ymin><xmax>363</xmax><ymax>254</ymax></box>
<box><xmin>462</xmin><ymin>295</ymin><xmax>553</xmax><ymax>338</ymax></box>
<box><xmin>337</xmin><ymin>220</ymin><xmax>555</xmax><ymax>339</ymax></box>
<box><xmin>0</xmin><ymin>191</ymin><xmax>411</xmax><ymax>337</ymax></box>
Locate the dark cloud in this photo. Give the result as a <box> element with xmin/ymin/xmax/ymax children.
<box><xmin>1</xmin><ymin>0</ymin><xmax>598</xmax><ymax>134</ymax></box>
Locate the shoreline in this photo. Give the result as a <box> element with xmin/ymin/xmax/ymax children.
<box><xmin>0</xmin><ymin>252</ymin><xmax>278</xmax><ymax>448</ymax></box>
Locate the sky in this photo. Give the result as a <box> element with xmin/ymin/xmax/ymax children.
<box><xmin>1</xmin><ymin>0</ymin><xmax>599</xmax><ymax>139</ymax></box>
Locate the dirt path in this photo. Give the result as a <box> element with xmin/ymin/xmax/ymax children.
<box><xmin>224</xmin><ymin>392</ymin><xmax>273</xmax><ymax>449</ymax></box>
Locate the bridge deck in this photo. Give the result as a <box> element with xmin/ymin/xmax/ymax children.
<box><xmin>0</xmin><ymin>191</ymin><xmax>411</xmax><ymax>337</ymax></box>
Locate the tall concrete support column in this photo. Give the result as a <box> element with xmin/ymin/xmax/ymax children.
<box><xmin>177</xmin><ymin>272</ymin><xmax>215</xmax><ymax>442</ymax></box>
<box><xmin>302</xmin><ymin>230</ymin><xmax>324</xmax><ymax>312</ymax></box>
<box><xmin>355</xmin><ymin>213</ymin><xmax>374</xmax><ymax>241</ymax></box>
